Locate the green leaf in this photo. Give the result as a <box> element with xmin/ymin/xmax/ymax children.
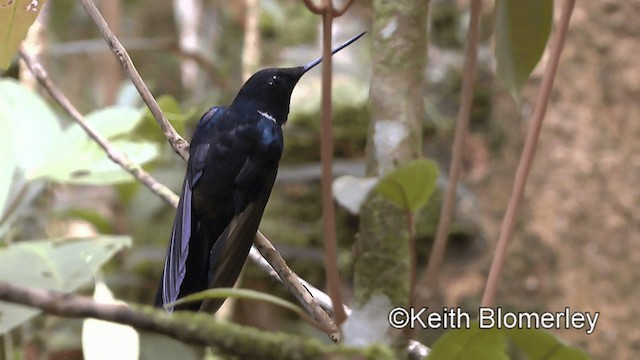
<box><xmin>168</xmin><ymin>288</ymin><xmax>306</xmax><ymax>318</ymax></box>
<box><xmin>0</xmin><ymin>0</ymin><xmax>46</xmax><ymax>69</ymax></box>
<box><xmin>428</xmin><ymin>321</ymin><xmax>509</xmax><ymax>360</ymax></box>
<box><xmin>0</xmin><ymin>79</ymin><xmax>61</xmax><ymax>174</ymax></box>
<box><xmin>495</xmin><ymin>0</ymin><xmax>553</xmax><ymax>101</ymax></box>
<box><xmin>375</xmin><ymin>158</ymin><xmax>439</xmax><ymax>213</ymax></box>
<box><xmin>24</xmin><ymin>105</ymin><xmax>159</xmax><ymax>184</ymax></box>
<box><xmin>82</xmin><ymin>106</ymin><xmax>145</xmax><ymax>139</ymax></box>
<box><xmin>506</xmin><ymin>328</ymin><xmax>592</xmax><ymax>360</ymax></box>
<box><xmin>0</xmin><ymin>236</ymin><xmax>131</xmax><ymax>334</ymax></box>
<box><xmin>29</xmin><ymin>140</ymin><xmax>159</xmax><ymax>185</ymax></box>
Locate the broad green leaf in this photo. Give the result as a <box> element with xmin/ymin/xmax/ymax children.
<box><xmin>0</xmin><ymin>79</ymin><xmax>61</xmax><ymax>173</ymax></box>
<box><xmin>428</xmin><ymin>321</ymin><xmax>508</xmax><ymax>360</ymax></box>
<box><xmin>83</xmin><ymin>280</ymin><xmax>139</xmax><ymax>360</ymax></box>
<box><xmin>375</xmin><ymin>158</ymin><xmax>439</xmax><ymax>213</ymax></box>
<box><xmin>0</xmin><ymin>0</ymin><xmax>46</xmax><ymax>69</ymax></box>
<box><xmin>495</xmin><ymin>0</ymin><xmax>553</xmax><ymax>101</ymax></box>
<box><xmin>29</xmin><ymin>140</ymin><xmax>159</xmax><ymax>185</ymax></box>
<box><xmin>78</xmin><ymin>106</ymin><xmax>145</xmax><ymax>140</ymax></box>
<box><xmin>506</xmin><ymin>328</ymin><xmax>592</xmax><ymax>360</ymax></box>
<box><xmin>168</xmin><ymin>287</ymin><xmax>305</xmax><ymax>318</ymax></box>
<box><xmin>332</xmin><ymin>175</ymin><xmax>379</xmax><ymax>215</ymax></box>
<box><xmin>45</xmin><ymin>105</ymin><xmax>144</xmax><ymax>159</ymax></box>
<box><xmin>0</xmin><ymin>236</ymin><xmax>131</xmax><ymax>334</ymax></box>
<box><xmin>21</xmin><ymin>104</ymin><xmax>158</xmax><ymax>184</ymax></box>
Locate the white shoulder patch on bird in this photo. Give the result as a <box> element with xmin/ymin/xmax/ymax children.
<box><xmin>257</xmin><ymin>110</ymin><xmax>276</xmax><ymax>123</ymax></box>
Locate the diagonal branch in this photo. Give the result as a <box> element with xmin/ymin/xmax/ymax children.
<box><xmin>254</xmin><ymin>233</ymin><xmax>339</xmax><ymax>341</ymax></box>
<box><xmin>78</xmin><ymin>0</ymin><xmax>190</xmax><ymax>161</ymax></box>
<box><xmin>481</xmin><ymin>0</ymin><xmax>576</xmax><ymax>307</ymax></box>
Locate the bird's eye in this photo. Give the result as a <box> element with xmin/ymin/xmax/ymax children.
<box><xmin>269</xmin><ymin>75</ymin><xmax>283</xmax><ymax>86</ymax></box>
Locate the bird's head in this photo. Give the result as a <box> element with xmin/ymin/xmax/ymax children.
<box><xmin>230</xmin><ymin>31</ymin><xmax>365</xmax><ymax>126</ymax></box>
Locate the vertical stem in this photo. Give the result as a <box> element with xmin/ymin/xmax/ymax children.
<box><xmin>319</xmin><ymin>11</ymin><xmax>347</xmax><ymax>325</ymax></box>
<box><xmin>423</xmin><ymin>0</ymin><xmax>483</xmax><ymax>297</ymax></box>
<box><xmin>407</xmin><ymin>212</ymin><xmax>416</xmax><ymax>306</ymax></box>
<box><xmin>405</xmin><ymin>211</ymin><xmax>416</xmax><ymax>339</ymax></box>
<box><xmin>481</xmin><ymin>0</ymin><xmax>575</xmax><ymax>307</ymax></box>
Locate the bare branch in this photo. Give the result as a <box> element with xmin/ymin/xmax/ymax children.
<box><xmin>481</xmin><ymin>0</ymin><xmax>576</xmax><ymax>307</ymax></box>
<box><xmin>254</xmin><ymin>233</ymin><xmax>340</xmax><ymax>342</ymax></box>
<box><xmin>78</xmin><ymin>0</ymin><xmax>190</xmax><ymax>161</ymax></box>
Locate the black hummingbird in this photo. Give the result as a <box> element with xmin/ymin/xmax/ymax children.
<box><xmin>155</xmin><ymin>32</ymin><xmax>365</xmax><ymax>313</ymax></box>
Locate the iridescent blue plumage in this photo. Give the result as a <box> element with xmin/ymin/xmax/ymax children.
<box><xmin>155</xmin><ymin>31</ymin><xmax>365</xmax><ymax>313</ymax></box>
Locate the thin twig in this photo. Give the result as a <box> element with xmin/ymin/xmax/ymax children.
<box><xmin>481</xmin><ymin>0</ymin><xmax>575</xmax><ymax>307</ymax></box>
<box><xmin>254</xmin><ymin>233</ymin><xmax>340</xmax><ymax>342</ymax></box>
<box><xmin>0</xmin><ymin>282</ymin><xmax>390</xmax><ymax>360</ymax></box>
<box><xmin>423</xmin><ymin>0</ymin><xmax>483</xmax><ymax>298</ymax></box>
<box><xmin>78</xmin><ymin>0</ymin><xmax>190</xmax><ymax>161</ymax></box>
<box><xmin>247</xmin><ymin>247</ymin><xmax>347</xmax><ymax>315</ymax></box>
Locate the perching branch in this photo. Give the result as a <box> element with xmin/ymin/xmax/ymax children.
<box><xmin>78</xmin><ymin>0</ymin><xmax>190</xmax><ymax>161</ymax></box>
<box><xmin>481</xmin><ymin>0</ymin><xmax>576</xmax><ymax>307</ymax></box>
<box><xmin>18</xmin><ymin>47</ymin><xmax>337</xmax><ymax>340</ymax></box>
<box><xmin>254</xmin><ymin>232</ymin><xmax>339</xmax><ymax>341</ymax></box>
<box><xmin>0</xmin><ymin>282</ymin><xmax>392</xmax><ymax>360</ymax></box>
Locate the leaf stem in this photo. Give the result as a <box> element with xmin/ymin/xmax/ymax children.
<box><xmin>481</xmin><ymin>0</ymin><xmax>575</xmax><ymax>307</ymax></box>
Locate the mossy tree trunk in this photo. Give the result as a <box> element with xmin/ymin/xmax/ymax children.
<box><xmin>352</xmin><ymin>0</ymin><xmax>428</xmax><ymax>349</ymax></box>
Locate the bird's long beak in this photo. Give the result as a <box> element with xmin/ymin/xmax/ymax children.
<box><xmin>301</xmin><ymin>31</ymin><xmax>366</xmax><ymax>74</ymax></box>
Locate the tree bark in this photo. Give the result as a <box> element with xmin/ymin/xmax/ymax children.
<box><xmin>353</xmin><ymin>0</ymin><xmax>428</xmax><ymax>349</ymax></box>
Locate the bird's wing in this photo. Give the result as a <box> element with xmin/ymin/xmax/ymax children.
<box><xmin>157</xmin><ymin>177</ymin><xmax>192</xmax><ymax>310</ymax></box>
<box><xmin>156</xmin><ymin>106</ymin><xmax>225</xmax><ymax>311</ymax></box>
<box><xmin>198</xmin><ymin>157</ymin><xmax>279</xmax><ymax>313</ymax></box>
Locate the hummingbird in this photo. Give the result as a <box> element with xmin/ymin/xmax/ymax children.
<box><xmin>155</xmin><ymin>32</ymin><xmax>365</xmax><ymax>313</ymax></box>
